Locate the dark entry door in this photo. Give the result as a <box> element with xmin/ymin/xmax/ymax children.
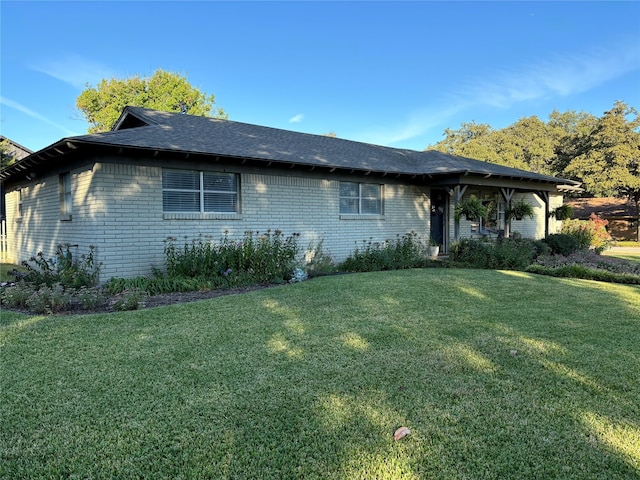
<box><xmin>430</xmin><ymin>189</ymin><xmax>447</xmax><ymax>246</ymax></box>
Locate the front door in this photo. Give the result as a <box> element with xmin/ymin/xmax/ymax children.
<box><xmin>430</xmin><ymin>189</ymin><xmax>447</xmax><ymax>248</ymax></box>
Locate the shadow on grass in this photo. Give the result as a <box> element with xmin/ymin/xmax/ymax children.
<box><xmin>250</xmin><ymin>270</ymin><xmax>640</xmax><ymax>478</ymax></box>
<box><xmin>2</xmin><ymin>269</ymin><xmax>639</xmax><ymax>478</ymax></box>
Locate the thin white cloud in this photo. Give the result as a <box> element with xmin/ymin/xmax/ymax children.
<box><xmin>356</xmin><ymin>41</ymin><xmax>639</xmax><ymax>148</ymax></box>
<box><xmin>460</xmin><ymin>43</ymin><xmax>639</xmax><ymax>109</ymax></box>
<box><xmin>0</xmin><ymin>96</ymin><xmax>78</xmax><ymax>136</ymax></box>
<box><xmin>289</xmin><ymin>113</ymin><xmax>304</xmax><ymax>123</ymax></box>
<box><xmin>355</xmin><ymin>105</ymin><xmax>464</xmax><ymax>147</ymax></box>
<box><xmin>30</xmin><ymin>54</ymin><xmax>116</xmax><ymax>90</ymax></box>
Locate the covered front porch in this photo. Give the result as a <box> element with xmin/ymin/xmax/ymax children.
<box><xmin>428</xmin><ymin>174</ymin><xmax>582</xmax><ymax>254</ymax></box>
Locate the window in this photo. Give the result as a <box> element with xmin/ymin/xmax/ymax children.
<box><xmin>466</xmin><ymin>190</ymin><xmax>505</xmax><ymax>234</ymax></box>
<box><xmin>17</xmin><ymin>189</ymin><xmax>23</xmax><ymax>218</ymax></box>
<box><xmin>162</xmin><ymin>170</ymin><xmax>239</xmax><ymax>213</ymax></box>
<box><xmin>339</xmin><ymin>182</ymin><xmax>383</xmax><ymax>215</ymax></box>
<box><xmin>59</xmin><ymin>172</ymin><xmax>72</xmax><ymax>219</ymax></box>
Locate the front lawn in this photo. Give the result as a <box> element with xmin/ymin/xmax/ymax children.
<box><xmin>1</xmin><ymin>269</ymin><xmax>639</xmax><ymax>479</ymax></box>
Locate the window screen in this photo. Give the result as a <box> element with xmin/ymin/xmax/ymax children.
<box><xmin>163</xmin><ymin>170</ymin><xmax>239</xmax><ymax>213</ymax></box>
<box><xmin>339</xmin><ymin>182</ymin><xmax>382</xmax><ymax>215</ymax></box>
<box><xmin>59</xmin><ymin>172</ymin><xmax>72</xmax><ymax>216</ymax></box>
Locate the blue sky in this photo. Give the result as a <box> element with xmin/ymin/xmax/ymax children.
<box><xmin>1</xmin><ymin>1</ymin><xmax>639</xmax><ymax>153</ymax></box>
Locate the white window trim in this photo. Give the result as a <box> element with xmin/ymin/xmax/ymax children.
<box><xmin>59</xmin><ymin>172</ymin><xmax>72</xmax><ymax>221</ymax></box>
<box><xmin>15</xmin><ymin>188</ymin><xmax>23</xmax><ymax>222</ymax></box>
<box><xmin>339</xmin><ymin>182</ymin><xmax>384</xmax><ymax>216</ymax></box>
<box><xmin>162</xmin><ymin>170</ymin><xmax>240</xmax><ymax>215</ymax></box>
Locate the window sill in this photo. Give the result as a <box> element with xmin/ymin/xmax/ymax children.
<box><xmin>60</xmin><ymin>214</ymin><xmax>73</xmax><ymax>222</ymax></box>
<box><xmin>339</xmin><ymin>214</ymin><xmax>385</xmax><ymax>221</ymax></box>
<box><xmin>163</xmin><ymin>212</ymin><xmax>242</xmax><ymax>221</ymax></box>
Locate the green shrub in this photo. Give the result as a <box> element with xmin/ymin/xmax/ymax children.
<box><xmin>451</xmin><ymin>237</ymin><xmax>546</xmax><ymax>270</ymax></box>
<box><xmin>450</xmin><ymin>239</ymin><xmax>492</xmax><ymax>268</ymax></box>
<box><xmin>489</xmin><ymin>237</ymin><xmax>540</xmax><ymax>270</ymax></box>
<box><xmin>111</xmin><ymin>289</ymin><xmax>146</xmax><ymax>311</ymax></box>
<box><xmin>164</xmin><ymin>230</ymin><xmax>300</xmax><ymax>285</ymax></box>
<box><xmin>15</xmin><ymin>244</ymin><xmax>101</xmax><ymax>289</ymax></box>
<box><xmin>303</xmin><ymin>239</ymin><xmax>335</xmax><ymax>277</ymax></box>
<box><xmin>561</xmin><ymin>214</ymin><xmax>613</xmax><ymax>253</ymax></box>
<box><xmin>76</xmin><ymin>287</ymin><xmax>106</xmax><ymax>310</ymax></box>
<box><xmin>544</xmin><ymin>234</ymin><xmax>581</xmax><ymax>256</ymax></box>
<box><xmin>527</xmin><ymin>249</ymin><xmax>640</xmax><ymax>284</ymax></box>
<box><xmin>0</xmin><ymin>282</ymin><xmax>35</xmax><ymax>309</ymax></box>
<box><xmin>24</xmin><ymin>284</ymin><xmax>72</xmax><ymax>314</ymax></box>
<box><xmin>340</xmin><ymin>232</ymin><xmax>427</xmax><ymax>272</ymax></box>
<box><xmin>526</xmin><ymin>264</ymin><xmax>640</xmax><ymax>284</ymax></box>
<box><xmin>105</xmin><ymin>275</ymin><xmax>219</xmax><ymax>296</ymax></box>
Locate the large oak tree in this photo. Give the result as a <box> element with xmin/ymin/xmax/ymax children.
<box><xmin>428</xmin><ymin>100</ymin><xmax>640</xmax><ymax>240</ymax></box>
<box><xmin>560</xmin><ymin>101</ymin><xmax>640</xmax><ymax>240</ymax></box>
<box><xmin>76</xmin><ymin>69</ymin><xmax>227</xmax><ymax>133</ymax></box>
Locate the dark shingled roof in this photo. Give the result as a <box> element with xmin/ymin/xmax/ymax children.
<box><xmin>1</xmin><ymin>106</ymin><xmax>580</xmax><ymax>188</ymax></box>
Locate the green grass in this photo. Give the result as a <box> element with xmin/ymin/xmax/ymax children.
<box><xmin>604</xmin><ymin>249</ymin><xmax>640</xmax><ymax>263</ymax></box>
<box><xmin>607</xmin><ymin>254</ymin><xmax>640</xmax><ymax>262</ymax></box>
<box><xmin>0</xmin><ymin>263</ymin><xmax>22</xmax><ymax>281</ymax></box>
<box><xmin>615</xmin><ymin>241</ymin><xmax>640</xmax><ymax>248</ymax></box>
<box><xmin>2</xmin><ymin>269</ymin><xmax>639</xmax><ymax>479</ymax></box>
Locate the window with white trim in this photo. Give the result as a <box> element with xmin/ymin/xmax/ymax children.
<box><xmin>162</xmin><ymin>170</ymin><xmax>239</xmax><ymax>213</ymax></box>
<box><xmin>59</xmin><ymin>172</ymin><xmax>72</xmax><ymax>219</ymax></box>
<box><xmin>17</xmin><ymin>188</ymin><xmax>23</xmax><ymax>218</ymax></box>
<box><xmin>339</xmin><ymin>182</ymin><xmax>383</xmax><ymax>215</ymax></box>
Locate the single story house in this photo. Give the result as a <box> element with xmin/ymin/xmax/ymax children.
<box><xmin>565</xmin><ymin>197</ymin><xmax>639</xmax><ymax>241</ymax></box>
<box><xmin>0</xmin><ymin>107</ymin><xmax>581</xmax><ymax>280</ymax></box>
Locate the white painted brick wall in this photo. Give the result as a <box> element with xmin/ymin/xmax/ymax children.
<box><xmin>76</xmin><ymin>162</ymin><xmax>431</xmax><ymax>279</ymax></box>
<box><xmin>5</xmin><ymin>164</ymin><xmax>98</xmax><ymax>266</ymax></box>
<box><xmin>5</xmin><ymin>158</ymin><xmax>565</xmax><ymax>281</ymax></box>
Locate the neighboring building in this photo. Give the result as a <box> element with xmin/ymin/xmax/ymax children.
<box><xmin>0</xmin><ymin>136</ymin><xmax>32</xmax><ymax>163</ymax></box>
<box><xmin>1</xmin><ymin>136</ymin><xmax>33</xmax><ymax>221</ymax></box>
<box><xmin>0</xmin><ymin>107</ymin><xmax>580</xmax><ymax>279</ymax></box>
<box><xmin>566</xmin><ymin>197</ymin><xmax>639</xmax><ymax>241</ymax></box>
<box><xmin>1</xmin><ymin>136</ymin><xmax>33</xmax><ymax>260</ymax></box>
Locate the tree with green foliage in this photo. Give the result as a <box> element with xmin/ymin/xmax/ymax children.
<box><xmin>560</xmin><ymin>101</ymin><xmax>640</xmax><ymax>240</ymax></box>
<box><xmin>550</xmin><ymin>110</ymin><xmax>599</xmax><ymax>177</ymax></box>
<box><xmin>76</xmin><ymin>69</ymin><xmax>227</xmax><ymax>133</ymax></box>
<box><xmin>429</xmin><ymin>122</ymin><xmax>504</xmax><ymax>165</ymax></box>
<box><xmin>429</xmin><ymin>101</ymin><xmax>640</xmax><ymax>239</ymax></box>
<box><xmin>502</xmin><ymin>116</ymin><xmax>561</xmax><ymax>175</ymax></box>
<box><xmin>429</xmin><ymin>117</ymin><xmax>564</xmax><ymax>173</ymax></box>
<box><xmin>0</xmin><ymin>139</ymin><xmax>16</xmax><ymax>170</ymax></box>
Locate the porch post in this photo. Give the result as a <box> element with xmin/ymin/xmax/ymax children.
<box><xmin>449</xmin><ymin>185</ymin><xmax>467</xmax><ymax>242</ymax></box>
<box><xmin>500</xmin><ymin>188</ymin><xmax>515</xmax><ymax>238</ymax></box>
<box><xmin>536</xmin><ymin>191</ymin><xmax>551</xmax><ymax>238</ymax></box>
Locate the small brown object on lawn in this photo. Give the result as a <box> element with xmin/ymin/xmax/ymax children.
<box><xmin>394</xmin><ymin>426</ymin><xmax>411</xmax><ymax>441</ymax></box>
<box><xmin>510</xmin><ymin>349</ymin><xmax>518</xmax><ymax>356</ymax></box>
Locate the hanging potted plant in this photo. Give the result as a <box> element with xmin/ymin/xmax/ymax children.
<box><xmin>551</xmin><ymin>204</ymin><xmax>573</xmax><ymax>220</ymax></box>
<box><xmin>454</xmin><ymin>195</ymin><xmax>487</xmax><ymax>221</ymax></box>
<box><xmin>506</xmin><ymin>199</ymin><xmax>535</xmax><ymax>221</ymax></box>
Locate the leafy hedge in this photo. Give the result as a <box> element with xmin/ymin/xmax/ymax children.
<box><xmin>526</xmin><ymin>264</ymin><xmax>640</xmax><ymax>284</ymax></box>
<box><xmin>450</xmin><ymin>237</ymin><xmax>549</xmax><ymax>270</ymax></box>
<box><xmin>527</xmin><ymin>249</ymin><xmax>640</xmax><ymax>284</ymax></box>
<box><xmin>339</xmin><ymin>232</ymin><xmax>432</xmax><ymax>272</ymax></box>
